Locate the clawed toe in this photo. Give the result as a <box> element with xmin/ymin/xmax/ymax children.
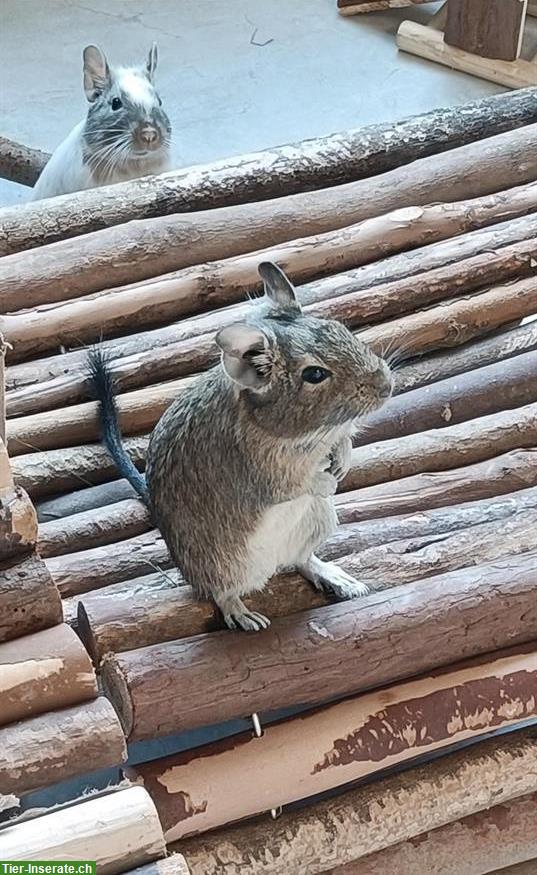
<box><xmin>224</xmin><ymin>609</ymin><xmax>271</xmax><ymax>632</ymax></box>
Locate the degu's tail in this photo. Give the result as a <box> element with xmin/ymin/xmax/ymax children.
<box><xmin>87</xmin><ymin>347</ymin><xmax>150</xmax><ymax>504</ymax></box>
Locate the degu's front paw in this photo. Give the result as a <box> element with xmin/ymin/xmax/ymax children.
<box><xmin>304</xmin><ymin>559</ymin><xmax>370</xmax><ymax>601</ymax></box>
<box><xmin>328</xmin><ymin>436</ymin><xmax>352</xmax><ymax>481</ymax></box>
<box><xmin>311</xmin><ymin>470</ymin><xmax>338</xmax><ymax>498</ymax></box>
<box><xmin>224</xmin><ymin>609</ymin><xmax>271</xmax><ymax>633</ymax></box>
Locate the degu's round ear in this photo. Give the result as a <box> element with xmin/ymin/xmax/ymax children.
<box><xmin>258</xmin><ymin>261</ymin><xmax>301</xmax><ymax>315</ymax></box>
<box><xmin>146</xmin><ymin>43</ymin><xmax>158</xmax><ymax>81</ymax></box>
<box><xmin>83</xmin><ymin>45</ymin><xmax>111</xmax><ymax>102</ymax></box>
<box><xmin>215</xmin><ymin>322</ymin><xmax>273</xmax><ymax>389</ymax></box>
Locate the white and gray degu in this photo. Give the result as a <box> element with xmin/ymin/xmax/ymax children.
<box><xmin>32</xmin><ymin>43</ymin><xmax>171</xmax><ymax>200</ymax></box>
<box><xmin>90</xmin><ymin>263</ymin><xmax>393</xmax><ymax>633</ymax></box>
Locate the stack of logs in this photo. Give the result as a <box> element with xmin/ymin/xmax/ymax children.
<box><xmin>1</xmin><ymin>86</ymin><xmax>537</xmax><ymax>873</ymax></box>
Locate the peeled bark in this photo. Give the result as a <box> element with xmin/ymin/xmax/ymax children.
<box><xmin>8</xmin><ymin>276</ymin><xmax>537</xmax><ymax>457</ymax></box>
<box><xmin>7</xmin><ymin>233</ymin><xmax>537</xmax><ymax>417</ymax></box>
<box><xmin>101</xmin><ymin>551</ymin><xmax>537</xmax><ymax>740</ymax></box>
<box><xmin>0</xmin><ymin>696</ymin><xmax>126</xmax><ymax>796</ymax></box>
<box><xmin>76</xmin><ymin>489</ymin><xmax>537</xmax><ymax>661</ymax></box>
<box><xmin>0</xmin><ymin>553</ymin><xmax>62</xmax><ymax>644</ymax></box>
<box><xmin>0</xmin><ymin>135</ymin><xmax>49</xmax><ymax>187</ymax></box>
<box><xmin>6</xmin><ymin>211</ymin><xmax>537</xmax><ymax>394</ymax></box>
<box><xmin>5</xmin><ymin>184</ymin><xmax>537</xmax><ymax>361</ymax></box>
<box><xmin>175</xmin><ymin>732</ymin><xmax>537</xmax><ymax>875</ymax></box>
<box><xmin>0</xmin><ymin>786</ymin><xmax>165</xmax><ymax>874</ymax></box>
<box><xmin>0</xmin><ymin>485</ymin><xmax>37</xmax><ymax>560</ymax></box>
<box><xmin>328</xmin><ymin>793</ymin><xmax>537</xmax><ymax>875</ymax></box>
<box><xmin>0</xmin><ymin>622</ymin><xmax>97</xmax><ymax>727</ymax></box>
<box><xmin>2</xmin><ymin>88</ymin><xmax>537</xmax><ymax>254</ymax></box>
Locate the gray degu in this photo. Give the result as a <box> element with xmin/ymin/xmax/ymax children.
<box><xmin>90</xmin><ymin>263</ymin><xmax>392</xmax><ymax>632</ymax></box>
<box><xmin>32</xmin><ymin>43</ymin><xmax>171</xmax><ymax>200</ymax></box>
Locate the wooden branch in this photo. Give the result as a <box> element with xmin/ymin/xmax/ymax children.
<box><xmin>11</xmin><ymin>436</ymin><xmax>148</xmax><ymax>499</ymax></box>
<box><xmin>5</xmin><ymin>184</ymin><xmax>537</xmax><ymax>362</ymax></box>
<box><xmin>36</xmin><ymin>479</ymin><xmax>137</xmax><ymax>521</ymax></box>
<box><xmin>45</xmin><ymin>530</ymin><xmax>170</xmax><ymax>599</ymax></box>
<box><xmin>0</xmin><ymin>623</ymin><xmax>97</xmax><ymax>727</ymax></box>
<box><xmin>39</xmin><ymin>497</ymin><xmax>150</xmax><ymax>558</ymax></box>
<box><xmin>78</xmin><ymin>505</ymin><xmax>537</xmax><ymax>660</ymax></box>
<box><xmin>338</xmin><ymin>0</ymin><xmax>430</xmax><ymax>12</ymax></box>
<box><xmin>175</xmin><ymin>731</ymin><xmax>537</xmax><ymax>874</ymax></box>
<box><xmin>0</xmin><ymin>136</ymin><xmax>49</xmax><ymax>187</ymax></box>
<box><xmin>359</xmin><ymin>352</ymin><xmax>537</xmax><ymax>447</ymax></box>
<box><xmin>0</xmin><ymin>554</ymin><xmax>62</xmax><ymax>643</ymax></box>
<box><xmin>336</xmin><ymin>448</ymin><xmax>537</xmax><ymax>523</ymax></box>
<box><xmin>0</xmin><ymin>438</ymin><xmax>12</xmax><ymax>492</ymax></box>
<box><xmin>487</xmin><ymin>863</ymin><xmax>537</xmax><ymax>875</ymax></box>
<box><xmin>0</xmin><ymin>786</ymin><xmax>166</xmax><ymax>874</ymax></box>
<box><xmin>0</xmin><ymin>485</ymin><xmax>37</xmax><ymax>560</ymax></box>
<box><xmin>328</xmin><ymin>792</ymin><xmax>537</xmax><ymax>874</ymax></box>
<box><xmin>101</xmin><ymin>551</ymin><xmax>537</xmax><ymax>740</ymax></box>
<box><xmin>397</xmin><ymin>21</ymin><xmax>537</xmax><ymax>90</ymax></box>
<box><xmin>8</xmin><ymin>275</ymin><xmax>537</xmax><ymax>457</ymax></box>
<box><xmin>445</xmin><ymin>0</ymin><xmax>528</xmax><ymax>62</ymax></box>
<box><xmin>0</xmin><ymin>696</ymin><xmax>126</xmax><ymax>796</ymax></box>
<box><xmin>395</xmin><ymin>321</ymin><xmax>537</xmax><ymax>395</ymax></box>
<box><xmin>7</xmin><ymin>210</ymin><xmax>537</xmax><ymax>395</ymax></box>
<box><xmin>129</xmin><ymin>644</ymin><xmax>537</xmax><ymax>840</ymax></box>
<box><xmin>347</xmin><ymin>401</ymin><xmax>537</xmax><ymax>490</ymax></box>
<box><xmin>2</xmin><ymin>89</ymin><xmax>537</xmax><ymax>254</ymax></box>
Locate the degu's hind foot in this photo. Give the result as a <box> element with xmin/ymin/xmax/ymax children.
<box><xmin>215</xmin><ymin>591</ymin><xmax>271</xmax><ymax>632</ymax></box>
<box><xmin>299</xmin><ymin>555</ymin><xmax>370</xmax><ymax>601</ymax></box>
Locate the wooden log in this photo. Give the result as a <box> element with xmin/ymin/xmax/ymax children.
<box><xmin>0</xmin><ymin>622</ymin><xmax>97</xmax><ymax>727</ymax></box>
<box><xmin>39</xmin><ymin>497</ymin><xmax>150</xmax><ymax>558</ymax></box>
<box><xmin>79</xmin><ymin>510</ymin><xmax>537</xmax><ymax>659</ymax></box>
<box><xmin>5</xmin><ymin>185</ymin><xmax>537</xmax><ymax>362</ymax></box>
<box><xmin>336</xmin><ymin>448</ymin><xmax>537</xmax><ymax>523</ymax></box>
<box><xmin>487</xmin><ymin>863</ymin><xmax>537</xmax><ymax>875</ymax></box>
<box><xmin>11</xmin><ymin>436</ymin><xmax>148</xmax><ymax>499</ymax></box>
<box><xmin>396</xmin><ymin>21</ymin><xmax>537</xmax><ymax>90</ymax></box>
<box><xmin>2</xmin><ymin>89</ymin><xmax>537</xmax><ymax>255</ymax></box>
<box><xmin>0</xmin><ymin>136</ymin><xmax>49</xmax><ymax>187</ymax></box>
<box><xmin>129</xmin><ymin>644</ymin><xmax>537</xmax><ymax>840</ymax></box>
<box><xmin>358</xmin><ymin>353</ymin><xmax>537</xmax><ymax>447</ymax></box>
<box><xmin>0</xmin><ymin>486</ymin><xmax>37</xmax><ymax>560</ymax></box>
<box><xmin>0</xmin><ymin>438</ymin><xmax>11</xmax><ymax>492</ymax></box>
<box><xmin>347</xmin><ymin>402</ymin><xmax>537</xmax><ymax>489</ymax></box>
<box><xmin>175</xmin><ymin>731</ymin><xmax>537</xmax><ymax>875</ymax></box>
<box><xmin>445</xmin><ymin>0</ymin><xmax>528</xmax><ymax>62</ymax></box>
<box><xmin>395</xmin><ymin>321</ymin><xmax>537</xmax><ymax>395</ymax></box>
<box><xmin>8</xmin><ymin>276</ymin><xmax>537</xmax><ymax>457</ymax></box>
<box><xmin>338</xmin><ymin>0</ymin><xmax>430</xmax><ymax>12</ymax></box>
<box><xmin>328</xmin><ymin>793</ymin><xmax>537</xmax><ymax>874</ymax></box>
<box><xmin>7</xmin><ymin>229</ymin><xmax>537</xmax><ymax>415</ymax></box>
<box><xmin>101</xmin><ymin>551</ymin><xmax>537</xmax><ymax>741</ymax></box>
<box><xmin>0</xmin><ymin>553</ymin><xmax>62</xmax><ymax>644</ymax></box>
<box><xmin>122</xmin><ymin>858</ymin><xmax>190</xmax><ymax>875</ymax></box>
<box><xmin>0</xmin><ymin>696</ymin><xmax>126</xmax><ymax>796</ymax></box>
<box><xmin>0</xmin><ymin>786</ymin><xmax>165</xmax><ymax>873</ymax></box>
<box><xmin>36</xmin><ymin>478</ymin><xmax>138</xmax><ymax>522</ymax></box>
<box><xmin>7</xmin><ymin>211</ymin><xmax>537</xmax><ymax>395</ymax></box>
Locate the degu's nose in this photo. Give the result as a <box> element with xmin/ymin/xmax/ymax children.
<box><xmin>138</xmin><ymin>125</ymin><xmax>160</xmax><ymax>147</ymax></box>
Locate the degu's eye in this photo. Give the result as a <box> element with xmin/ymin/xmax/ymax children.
<box><xmin>302</xmin><ymin>366</ymin><xmax>331</xmax><ymax>384</ymax></box>
<box><xmin>111</xmin><ymin>97</ymin><xmax>122</xmax><ymax>111</ymax></box>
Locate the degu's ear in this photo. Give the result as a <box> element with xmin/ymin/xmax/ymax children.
<box><xmin>146</xmin><ymin>43</ymin><xmax>158</xmax><ymax>82</ymax></box>
<box><xmin>258</xmin><ymin>261</ymin><xmax>301</xmax><ymax>315</ymax></box>
<box><xmin>215</xmin><ymin>322</ymin><xmax>273</xmax><ymax>389</ymax></box>
<box><xmin>83</xmin><ymin>45</ymin><xmax>111</xmax><ymax>102</ymax></box>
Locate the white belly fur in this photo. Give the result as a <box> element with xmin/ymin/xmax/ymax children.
<box><xmin>241</xmin><ymin>493</ymin><xmax>337</xmax><ymax>596</ymax></box>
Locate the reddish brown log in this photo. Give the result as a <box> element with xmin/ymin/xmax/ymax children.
<box><xmin>445</xmin><ymin>0</ymin><xmax>527</xmax><ymax>61</ymax></box>
<box><xmin>336</xmin><ymin>448</ymin><xmax>537</xmax><ymax>523</ymax></box>
<box><xmin>0</xmin><ymin>554</ymin><xmax>62</xmax><ymax>644</ymax></box>
<box><xmin>0</xmin><ymin>696</ymin><xmax>126</xmax><ymax>796</ymax></box>
<box><xmin>328</xmin><ymin>793</ymin><xmax>537</xmax><ymax>875</ymax></box>
<box><xmin>7</xmin><ymin>276</ymin><xmax>537</xmax><ymax>457</ymax></box>
<box><xmin>6</xmin><ymin>235</ymin><xmax>537</xmax><ymax>416</ymax></box>
<box><xmin>2</xmin><ymin>108</ymin><xmax>537</xmax><ymax>259</ymax></box>
<box><xmin>0</xmin><ymin>623</ymin><xmax>97</xmax><ymax>727</ymax></box>
<box><xmin>78</xmin><ymin>507</ymin><xmax>537</xmax><ymax>661</ymax></box>
<box><xmin>130</xmin><ymin>645</ymin><xmax>537</xmax><ymax>841</ymax></box>
<box><xmin>5</xmin><ymin>185</ymin><xmax>537</xmax><ymax>361</ymax></box>
<box><xmin>175</xmin><ymin>732</ymin><xmax>537</xmax><ymax>875</ymax></box>
<box><xmin>101</xmin><ymin>551</ymin><xmax>537</xmax><ymax>741</ymax></box>
<box><xmin>6</xmin><ymin>211</ymin><xmax>537</xmax><ymax>395</ymax></box>
<box><xmin>357</xmin><ymin>350</ymin><xmax>537</xmax><ymax>446</ymax></box>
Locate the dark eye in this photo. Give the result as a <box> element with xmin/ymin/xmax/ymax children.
<box><xmin>302</xmin><ymin>366</ymin><xmax>330</xmax><ymax>384</ymax></box>
<box><xmin>111</xmin><ymin>97</ymin><xmax>122</xmax><ymax>111</ymax></box>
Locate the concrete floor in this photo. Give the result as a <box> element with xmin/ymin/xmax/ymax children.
<box><xmin>0</xmin><ymin>0</ymin><xmax>504</xmax><ymax>206</ymax></box>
